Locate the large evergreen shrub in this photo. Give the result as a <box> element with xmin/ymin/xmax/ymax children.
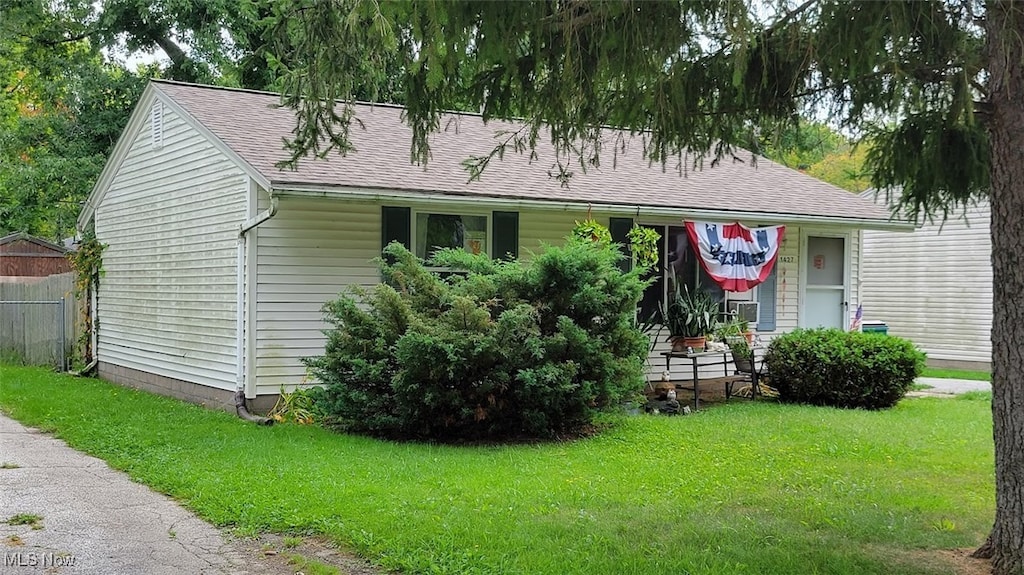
<box><xmin>304</xmin><ymin>239</ymin><xmax>649</xmax><ymax>441</ymax></box>
<box><xmin>764</xmin><ymin>328</ymin><xmax>926</xmax><ymax>409</ymax></box>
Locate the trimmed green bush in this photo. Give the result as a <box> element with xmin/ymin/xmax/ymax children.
<box><xmin>304</xmin><ymin>239</ymin><xmax>649</xmax><ymax>441</ymax></box>
<box><xmin>764</xmin><ymin>328</ymin><xmax>926</xmax><ymax>409</ymax></box>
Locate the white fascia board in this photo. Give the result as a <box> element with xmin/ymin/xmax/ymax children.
<box><xmin>272</xmin><ymin>184</ymin><xmax>917</xmax><ymax>232</ymax></box>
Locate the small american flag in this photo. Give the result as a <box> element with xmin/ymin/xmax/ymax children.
<box><xmin>850</xmin><ymin>304</ymin><xmax>863</xmax><ymax>332</ymax></box>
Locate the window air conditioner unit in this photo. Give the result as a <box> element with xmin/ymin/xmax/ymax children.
<box><xmin>726</xmin><ymin>301</ymin><xmax>759</xmax><ymax>324</ymax></box>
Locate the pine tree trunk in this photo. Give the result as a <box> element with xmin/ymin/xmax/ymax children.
<box><xmin>977</xmin><ymin>2</ymin><xmax>1024</xmax><ymax>573</ymax></box>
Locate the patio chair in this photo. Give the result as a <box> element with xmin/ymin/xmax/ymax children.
<box><xmin>726</xmin><ymin>336</ymin><xmax>768</xmax><ymax>397</ymax></box>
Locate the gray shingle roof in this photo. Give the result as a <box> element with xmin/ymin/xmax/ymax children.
<box><xmin>154</xmin><ymin>80</ymin><xmax>893</xmax><ymax>223</ymax></box>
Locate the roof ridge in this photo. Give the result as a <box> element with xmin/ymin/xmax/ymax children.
<box><xmin>151</xmin><ymin>79</ymin><xmax>284</xmax><ymax>99</ymax></box>
<box><xmin>151</xmin><ymin>80</ymin><xmax>785</xmax><ymax>169</ymax></box>
<box><xmin>151</xmin><ymin>79</ymin><xmax>438</xmax><ymax>116</ymax></box>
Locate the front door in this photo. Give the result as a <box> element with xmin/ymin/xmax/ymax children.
<box><xmin>804</xmin><ymin>236</ymin><xmax>847</xmax><ymax>329</ymax></box>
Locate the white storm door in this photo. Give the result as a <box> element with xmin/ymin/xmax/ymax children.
<box><xmin>804</xmin><ymin>235</ymin><xmax>848</xmax><ymax>329</ymax></box>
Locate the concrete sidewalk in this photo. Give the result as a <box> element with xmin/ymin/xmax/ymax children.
<box><xmin>0</xmin><ymin>415</ymin><xmax>283</xmax><ymax>575</ymax></box>
<box><xmin>909</xmin><ymin>376</ymin><xmax>992</xmax><ymax>397</ymax></box>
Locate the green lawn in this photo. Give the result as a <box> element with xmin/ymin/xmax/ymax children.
<box><xmin>920</xmin><ymin>367</ymin><xmax>992</xmax><ymax>382</ymax></box>
<box><xmin>0</xmin><ymin>366</ymin><xmax>995</xmax><ymax>575</ymax></box>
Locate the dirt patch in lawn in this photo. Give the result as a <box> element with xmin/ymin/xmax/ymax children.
<box><xmin>233</xmin><ymin>532</ymin><xmax>390</xmax><ymax>575</ymax></box>
<box><xmin>930</xmin><ymin>548</ymin><xmax>992</xmax><ymax>575</ymax></box>
<box><xmin>875</xmin><ymin>546</ymin><xmax>992</xmax><ymax>575</ymax></box>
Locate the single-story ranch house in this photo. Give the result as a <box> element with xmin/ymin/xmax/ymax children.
<box><xmin>77</xmin><ymin>80</ymin><xmax>912</xmax><ymax>411</ymax></box>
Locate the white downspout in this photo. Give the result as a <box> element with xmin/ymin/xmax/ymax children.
<box><xmin>234</xmin><ymin>195</ymin><xmax>278</xmax><ymax>424</ymax></box>
<box><xmin>240</xmin><ymin>195</ymin><xmax>280</xmax><ymax>236</ymax></box>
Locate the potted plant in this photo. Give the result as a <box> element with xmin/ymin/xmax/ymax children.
<box><xmin>727</xmin><ymin>337</ymin><xmax>758</xmax><ymax>392</ymax></box>
<box><xmin>662</xmin><ymin>284</ymin><xmax>719</xmax><ymax>352</ymax></box>
<box><xmin>728</xmin><ymin>338</ymin><xmax>754</xmax><ymax>363</ymax></box>
<box><xmin>715</xmin><ymin>313</ymin><xmax>755</xmax><ymax>345</ymax></box>
<box><xmin>713</xmin><ymin>316</ymin><xmax>743</xmax><ymax>342</ymax></box>
<box><xmin>737</xmin><ymin>318</ymin><xmax>756</xmax><ymax>345</ymax></box>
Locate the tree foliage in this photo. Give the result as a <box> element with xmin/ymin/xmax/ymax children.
<box><xmin>270</xmin><ymin>2</ymin><xmax>1024</xmax><ymax>571</ymax></box>
<box><xmin>0</xmin><ymin>0</ymin><xmax>417</xmax><ymax>239</ymax></box>
<box><xmin>0</xmin><ymin>1</ymin><xmax>152</xmax><ymax>239</ymax></box>
<box><xmin>806</xmin><ymin>144</ymin><xmax>872</xmax><ymax>194</ymax></box>
<box><xmin>0</xmin><ymin>0</ymin><xmax>300</xmax><ymax>239</ymax></box>
<box><xmin>759</xmin><ymin>121</ymin><xmax>872</xmax><ymax>193</ymax></box>
<box><xmin>1</xmin><ymin>0</ymin><xmax>278</xmax><ymax>88</ymax></box>
<box><xmin>0</xmin><ymin>56</ymin><xmax>148</xmax><ymax>239</ymax></box>
<box><xmin>268</xmin><ymin>0</ymin><xmax>986</xmax><ymax>216</ymax></box>
<box><xmin>0</xmin><ymin>0</ymin><xmax>156</xmax><ymax>239</ymax></box>
<box><xmin>759</xmin><ymin>121</ymin><xmax>845</xmax><ymax>170</ymax></box>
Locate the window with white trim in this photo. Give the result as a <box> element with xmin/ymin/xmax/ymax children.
<box><xmin>414</xmin><ymin>212</ymin><xmax>488</xmax><ymax>260</ymax></box>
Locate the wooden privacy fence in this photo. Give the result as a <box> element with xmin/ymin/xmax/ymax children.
<box><xmin>0</xmin><ymin>273</ymin><xmax>80</xmax><ymax>370</ymax></box>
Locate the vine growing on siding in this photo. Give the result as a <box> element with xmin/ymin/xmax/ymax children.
<box><xmin>66</xmin><ymin>231</ymin><xmax>106</xmax><ymax>366</ymax></box>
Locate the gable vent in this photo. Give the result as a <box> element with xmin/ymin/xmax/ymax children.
<box><xmin>150</xmin><ymin>102</ymin><xmax>163</xmax><ymax>150</ymax></box>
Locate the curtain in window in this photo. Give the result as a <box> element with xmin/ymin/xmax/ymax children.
<box><xmin>416</xmin><ymin>213</ymin><xmax>488</xmax><ymax>259</ymax></box>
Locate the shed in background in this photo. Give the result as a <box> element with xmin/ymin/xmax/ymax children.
<box><xmin>0</xmin><ymin>233</ymin><xmax>73</xmax><ymax>279</ymax></box>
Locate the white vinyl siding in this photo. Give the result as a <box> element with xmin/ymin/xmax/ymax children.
<box><xmin>249</xmin><ymin>198</ymin><xmax>869</xmax><ymax>390</ymax></box>
<box><xmin>772</xmin><ymin>227</ymin><xmax>801</xmax><ymax>334</ymax></box>
<box><xmin>861</xmin><ymin>202</ymin><xmax>991</xmax><ymax>365</ymax></box>
<box><xmin>94</xmin><ymin>100</ymin><xmax>247</xmax><ymax>389</ymax></box>
<box><xmin>517</xmin><ymin>208</ymin><xmax>580</xmax><ymax>257</ymax></box>
<box><xmin>253</xmin><ymin>195</ymin><xmax>381</xmax><ymax>394</ymax></box>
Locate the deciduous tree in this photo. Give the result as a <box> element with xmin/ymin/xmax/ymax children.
<box><xmin>0</xmin><ymin>2</ymin><xmax>149</xmax><ymax>239</ymax></box>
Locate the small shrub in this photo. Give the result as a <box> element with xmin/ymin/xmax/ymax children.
<box><xmin>268</xmin><ymin>386</ymin><xmax>319</xmax><ymax>424</ymax></box>
<box><xmin>304</xmin><ymin>240</ymin><xmax>650</xmax><ymax>441</ymax></box>
<box><xmin>764</xmin><ymin>328</ymin><xmax>925</xmax><ymax>409</ymax></box>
